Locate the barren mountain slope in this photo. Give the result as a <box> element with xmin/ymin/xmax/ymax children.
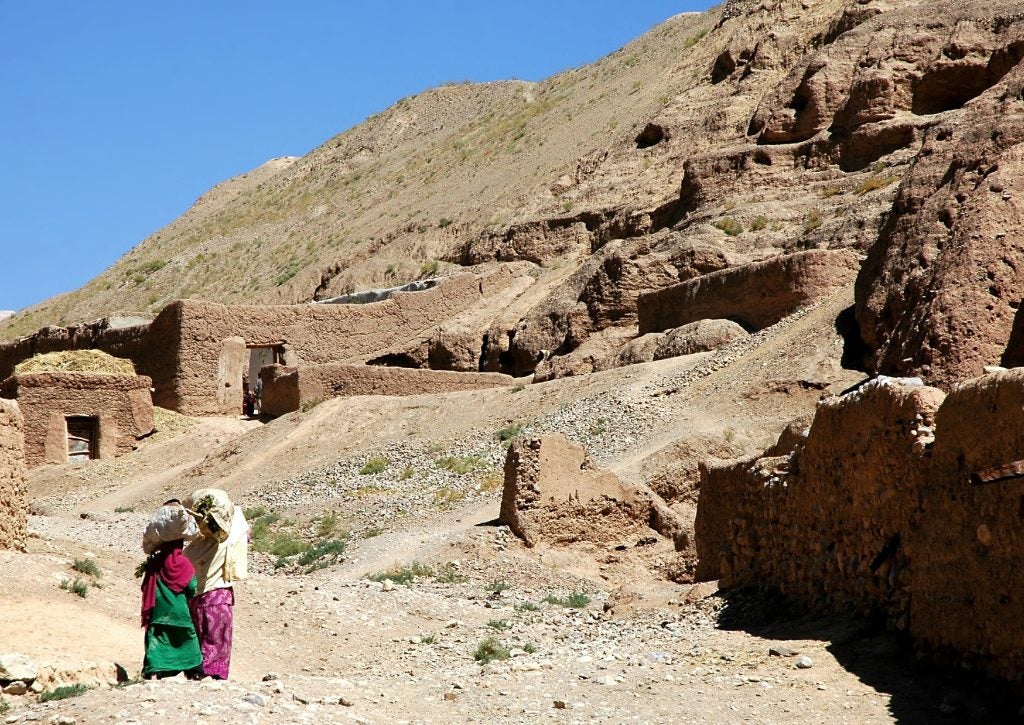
<box><xmin>4</xmin><ymin>0</ymin><xmax>867</xmax><ymax>343</ymax></box>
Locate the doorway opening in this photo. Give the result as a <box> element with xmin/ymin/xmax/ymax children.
<box><xmin>66</xmin><ymin>416</ymin><xmax>98</xmax><ymax>463</ymax></box>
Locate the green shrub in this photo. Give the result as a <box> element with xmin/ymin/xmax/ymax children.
<box><xmin>419</xmin><ymin>260</ymin><xmax>441</xmax><ymax>277</ymax></box>
<box><xmin>437</xmin><ymin>217</ymin><xmax>454</xmax><ymax>228</ymax></box>
<box><xmin>367</xmin><ymin>562</ymin><xmax>433</xmax><ymax>586</ymax></box>
<box><xmin>515</xmin><ymin>601</ymin><xmax>539</xmax><ymax>612</ymax></box>
<box><xmin>713</xmin><ymin>217</ymin><xmax>743</xmax><ymax>236</ymax></box>
<box><xmin>60</xmin><ymin>578</ymin><xmax>89</xmax><ymax>598</ymax></box>
<box><xmin>362</xmin><ymin>526</ymin><xmax>384</xmax><ymax>539</ymax></box>
<box><xmin>297</xmin><ymin>539</ymin><xmax>347</xmax><ymax>572</ymax></box>
<box><xmin>269</xmin><ymin>536</ymin><xmax>310</xmax><ymax>558</ymax></box>
<box><xmin>804</xmin><ymin>210</ymin><xmax>823</xmax><ymax>232</ymax></box>
<box><xmin>487</xmin><ymin>619</ymin><xmax>511</xmax><ymax>631</ymax></box>
<box><xmin>543</xmin><ymin>592</ymin><xmax>591</xmax><ymax>609</ymax></box>
<box><xmin>523</xmin><ymin>642</ymin><xmax>538</xmax><ymax>654</ymax></box>
<box><xmin>474</xmin><ymin>637</ymin><xmax>511</xmax><ymax>664</ymax></box>
<box><xmin>487</xmin><ymin>580</ymin><xmax>509</xmax><ymax>593</ymax></box>
<box><xmin>359</xmin><ymin>456</ymin><xmax>389</xmax><ymax>475</ymax></box>
<box><xmin>72</xmin><ymin>558</ymin><xmax>101</xmax><ymax>578</ymax></box>
<box><xmin>750</xmin><ymin>215</ymin><xmax>769</xmax><ymax>231</ymax></box>
<box><xmin>113</xmin><ymin>506</ymin><xmax>134</xmax><ymax>513</ymax></box>
<box><xmin>685</xmin><ymin>29</ymin><xmax>707</xmax><ymax>48</ymax></box>
<box><xmin>421</xmin><ymin>634</ymin><xmax>438</xmax><ymax>645</ymax></box>
<box><xmin>495</xmin><ymin>424</ymin><xmax>524</xmax><ymax>443</ymax></box>
<box><xmin>39</xmin><ymin>684</ymin><xmax>90</xmax><ymax>702</ymax></box>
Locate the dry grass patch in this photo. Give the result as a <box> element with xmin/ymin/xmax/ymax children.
<box><xmin>15</xmin><ymin>350</ymin><xmax>136</xmax><ymax>376</ymax></box>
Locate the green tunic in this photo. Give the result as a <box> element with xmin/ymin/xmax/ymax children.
<box><xmin>142</xmin><ymin>576</ymin><xmax>202</xmax><ymax>677</ymax></box>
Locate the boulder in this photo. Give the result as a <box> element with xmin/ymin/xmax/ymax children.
<box><xmin>0</xmin><ymin>653</ymin><xmax>37</xmax><ymax>683</ymax></box>
<box><xmin>654</xmin><ymin>319</ymin><xmax>748</xmax><ymax>360</ymax></box>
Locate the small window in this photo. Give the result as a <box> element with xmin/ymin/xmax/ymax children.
<box><xmin>66</xmin><ymin>416</ymin><xmax>98</xmax><ymax>463</ymax></box>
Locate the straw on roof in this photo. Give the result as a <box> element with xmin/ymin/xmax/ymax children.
<box><xmin>14</xmin><ymin>350</ymin><xmax>137</xmax><ymax>376</ymax></box>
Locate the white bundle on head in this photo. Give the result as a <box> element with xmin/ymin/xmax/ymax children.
<box><xmin>142</xmin><ymin>504</ymin><xmax>200</xmax><ymax>554</ymax></box>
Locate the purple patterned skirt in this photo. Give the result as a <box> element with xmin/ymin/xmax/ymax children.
<box><xmin>189</xmin><ymin>587</ymin><xmax>234</xmax><ymax>679</ymax></box>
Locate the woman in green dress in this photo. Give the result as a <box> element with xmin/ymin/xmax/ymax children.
<box><xmin>140</xmin><ymin>502</ymin><xmax>203</xmax><ymax>679</ymax></box>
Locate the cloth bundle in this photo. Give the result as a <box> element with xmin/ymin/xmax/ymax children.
<box><xmin>183</xmin><ymin>488</ymin><xmax>249</xmax><ymax>586</ymax></box>
<box><xmin>142</xmin><ymin>504</ymin><xmax>199</xmax><ymax>555</ymax></box>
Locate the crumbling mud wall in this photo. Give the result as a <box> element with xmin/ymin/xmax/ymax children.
<box><xmin>638</xmin><ymin>250</ymin><xmax>860</xmax><ymax>334</ymax></box>
<box><xmin>0</xmin><ymin>373</ymin><xmax>154</xmax><ymax>468</ymax></box>
<box><xmin>697</xmin><ymin>379</ymin><xmax>943</xmax><ymax>620</ymax></box>
<box><xmin>259</xmin><ymin>363</ymin><xmax>515</xmax><ymax>417</ymax></box>
<box><xmin>696</xmin><ymin>369</ymin><xmax>1024</xmax><ymax>687</ymax></box>
<box><xmin>0</xmin><ymin>399</ymin><xmax>27</xmax><ymax>551</ymax></box>
<box><xmin>500</xmin><ymin>435</ymin><xmax>692</xmax><ymax>564</ymax></box>
<box><xmin>166</xmin><ymin>269</ymin><xmax>520</xmax><ymax>415</ymax></box>
<box><xmin>910</xmin><ymin>369</ymin><xmax>1024</xmax><ymax>683</ymax></box>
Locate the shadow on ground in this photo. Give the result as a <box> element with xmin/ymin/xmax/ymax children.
<box><xmin>716</xmin><ymin>586</ymin><xmax>1021</xmax><ymax>724</ymax></box>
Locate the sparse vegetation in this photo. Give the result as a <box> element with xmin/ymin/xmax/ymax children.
<box><xmin>437</xmin><ymin>217</ymin><xmax>454</xmax><ymax>228</ymax></box>
<box><xmin>300</xmin><ymin>397</ymin><xmax>324</xmax><ymax>412</ymax></box>
<box><xmin>316</xmin><ymin>510</ymin><xmax>341</xmax><ymax>538</ymax></box>
<box><xmin>750</xmin><ymin>215</ymin><xmax>769</xmax><ymax>231</ymax></box>
<box><xmin>487</xmin><ymin>619</ymin><xmax>511</xmax><ymax>631</ymax></box>
<box><xmin>589</xmin><ymin>417</ymin><xmax>608</xmax><ymax>436</ymax></box>
<box><xmin>435</xmin><ymin>454</ymin><xmax>488</xmax><ymax>474</ymax></box>
<box><xmin>713</xmin><ymin>217</ymin><xmax>743</xmax><ymax>236</ymax></box>
<box><xmin>685</xmin><ymin>29</ymin><xmax>708</xmax><ymax>48</ymax></box>
<box><xmin>511</xmin><ymin>383</ymin><xmax>526</xmax><ymax>394</ymax></box>
<box><xmin>487</xmin><ymin>580</ymin><xmax>509</xmax><ymax>593</ymax></box>
<box><xmin>821</xmin><ymin>184</ymin><xmax>843</xmax><ymax>198</ymax></box>
<box><xmin>433</xmin><ymin>486</ymin><xmax>467</xmax><ymax>507</ymax></box>
<box><xmin>296</xmin><ymin>538</ymin><xmax>347</xmax><ymax>572</ymax></box>
<box><xmin>804</xmin><ymin>210</ymin><xmax>823</xmax><ymax>232</ymax></box>
<box><xmin>269</xmin><ymin>535</ymin><xmax>310</xmax><ymax>558</ymax></box>
<box><xmin>723</xmin><ymin>427</ymin><xmax>736</xmax><ymax>443</ymax></box>
<box><xmin>114</xmin><ymin>506</ymin><xmax>134</xmax><ymax>513</ymax></box>
<box><xmin>523</xmin><ymin>642</ymin><xmax>538</xmax><ymax>654</ymax></box>
<box><xmin>543</xmin><ymin>592</ymin><xmax>591</xmax><ymax>609</ymax></box>
<box><xmin>434</xmin><ymin>561</ymin><xmax>469</xmax><ymax>584</ymax></box>
<box><xmin>496</xmin><ymin>423</ymin><xmax>525</xmax><ymax>443</ymax></box>
<box><xmin>60</xmin><ymin>578</ymin><xmax>89</xmax><ymax>598</ymax></box>
<box><xmin>359</xmin><ymin>456</ymin><xmax>389</xmax><ymax>475</ymax></box>
<box><xmin>474</xmin><ymin>636</ymin><xmax>511</xmax><ymax>664</ymax></box>
<box><xmin>39</xmin><ymin>684</ymin><xmax>90</xmax><ymax>702</ymax></box>
<box><xmin>368</xmin><ymin>562</ymin><xmax>433</xmax><ymax>586</ymax></box>
<box><xmin>854</xmin><ymin>175</ymin><xmax>898</xmax><ymax>195</ymax></box>
<box><xmin>420</xmin><ymin>634</ymin><xmax>438</xmax><ymax>645</ymax></box>
<box><xmin>478</xmin><ymin>471</ymin><xmax>504</xmax><ymax>493</ymax></box>
<box><xmin>515</xmin><ymin>601</ymin><xmax>540</xmax><ymax>612</ymax></box>
<box><xmin>72</xmin><ymin>558</ymin><xmax>101</xmax><ymax>578</ymax></box>
<box><xmin>399</xmin><ymin>465</ymin><xmax>415</xmax><ymax>480</ymax></box>
<box><xmin>419</xmin><ymin>260</ymin><xmax>441</xmax><ymax>277</ymax></box>
<box><xmin>361</xmin><ymin>526</ymin><xmax>384</xmax><ymax>539</ymax></box>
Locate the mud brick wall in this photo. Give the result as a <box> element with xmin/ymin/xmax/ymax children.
<box><xmin>0</xmin><ymin>373</ymin><xmax>154</xmax><ymax>468</ymax></box>
<box><xmin>638</xmin><ymin>249</ymin><xmax>860</xmax><ymax>334</ymax></box>
<box><xmin>0</xmin><ymin>399</ymin><xmax>27</xmax><ymax>550</ymax></box>
<box><xmin>162</xmin><ymin>268</ymin><xmax>521</xmax><ymax>415</ymax></box>
<box><xmin>696</xmin><ymin>380</ymin><xmax>944</xmax><ymax>621</ymax></box>
<box><xmin>909</xmin><ymin>369</ymin><xmax>1024</xmax><ymax>683</ymax></box>
<box><xmin>260</xmin><ymin>363</ymin><xmax>514</xmax><ymax>417</ymax></box>
<box><xmin>697</xmin><ymin>369</ymin><xmax>1024</xmax><ymax>687</ymax></box>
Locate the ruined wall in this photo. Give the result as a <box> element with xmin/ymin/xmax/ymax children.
<box><xmin>696</xmin><ymin>379</ymin><xmax>943</xmax><ymax>621</ymax></box>
<box><xmin>910</xmin><ymin>370</ymin><xmax>1024</xmax><ymax>683</ymax></box>
<box><xmin>260</xmin><ymin>363</ymin><xmax>514</xmax><ymax>417</ymax></box>
<box><xmin>638</xmin><ymin>249</ymin><xmax>860</xmax><ymax>334</ymax></box>
<box><xmin>0</xmin><ymin>399</ymin><xmax>27</xmax><ymax>551</ymax></box>
<box><xmin>0</xmin><ymin>373</ymin><xmax>154</xmax><ymax>469</ymax></box>
<box><xmin>696</xmin><ymin>369</ymin><xmax>1024</xmax><ymax>687</ymax></box>
<box><xmin>165</xmin><ymin>267</ymin><xmax>522</xmax><ymax>415</ymax></box>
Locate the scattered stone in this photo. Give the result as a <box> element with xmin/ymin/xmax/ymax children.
<box><xmin>261</xmin><ymin>673</ymin><xmax>279</xmax><ymax>682</ymax></box>
<box><xmin>242</xmin><ymin>692</ymin><xmax>268</xmax><ymax>707</ymax></box>
<box><xmin>381</xmin><ymin>579</ymin><xmax>396</xmax><ymax>592</ymax></box>
<box><xmin>443</xmin><ymin>692</ymin><xmax>457</xmax><ymax>701</ymax></box>
<box><xmin>0</xmin><ymin>654</ymin><xmax>37</xmax><ymax>683</ymax></box>
<box><xmin>3</xmin><ymin>682</ymin><xmax>27</xmax><ymax>696</ymax></box>
<box><xmin>768</xmin><ymin>646</ymin><xmax>800</xmax><ymax>657</ymax></box>
<box><xmin>553</xmin><ymin>700</ymin><xmax>567</xmax><ymax>709</ymax></box>
<box><xmin>796</xmin><ymin>656</ymin><xmax>813</xmax><ymax>669</ymax></box>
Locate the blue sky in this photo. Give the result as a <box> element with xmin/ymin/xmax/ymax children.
<box><xmin>0</xmin><ymin>1</ymin><xmax>709</xmax><ymax>312</ymax></box>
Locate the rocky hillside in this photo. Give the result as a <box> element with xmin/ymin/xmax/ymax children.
<box><xmin>8</xmin><ymin>0</ymin><xmax>1024</xmax><ymax>394</ymax></box>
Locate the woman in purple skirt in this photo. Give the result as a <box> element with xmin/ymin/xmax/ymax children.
<box><xmin>183</xmin><ymin>489</ymin><xmax>249</xmax><ymax>680</ymax></box>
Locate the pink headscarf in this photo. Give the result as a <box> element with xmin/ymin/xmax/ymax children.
<box><xmin>140</xmin><ymin>540</ymin><xmax>196</xmax><ymax>627</ymax></box>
